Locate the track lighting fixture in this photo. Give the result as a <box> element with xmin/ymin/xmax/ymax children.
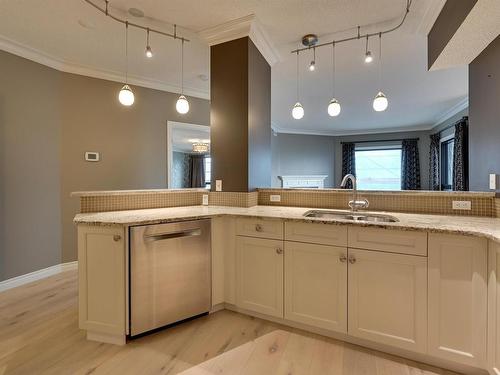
<box><xmin>292</xmin><ymin>52</ymin><xmax>304</xmax><ymax>120</ymax></box>
<box><xmin>119</xmin><ymin>22</ymin><xmax>135</xmax><ymax>106</ymax></box>
<box><xmin>145</xmin><ymin>28</ymin><xmax>153</xmax><ymax>58</ymax></box>
<box><xmin>364</xmin><ymin>36</ymin><xmax>373</xmax><ymax>63</ymax></box>
<box><xmin>176</xmin><ymin>39</ymin><xmax>190</xmax><ymax>114</ymax></box>
<box><xmin>327</xmin><ymin>43</ymin><xmax>341</xmax><ymax>117</ymax></box>
<box><xmin>373</xmin><ymin>33</ymin><xmax>388</xmax><ymax>112</ymax></box>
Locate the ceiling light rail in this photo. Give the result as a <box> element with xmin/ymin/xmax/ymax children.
<box><xmin>83</xmin><ymin>0</ymin><xmax>190</xmax><ymax>43</ymax></box>
<box><xmin>290</xmin><ymin>0</ymin><xmax>411</xmax><ymax>55</ymax></box>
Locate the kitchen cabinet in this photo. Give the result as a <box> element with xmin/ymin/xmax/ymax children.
<box><xmin>284</xmin><ymin>241</ymin><xmax>347</xmax><ymax>332</ymax></box>
<box><xmin>428</xmin><ymin>233</ymin><xmax>487</xmax><ymax>367</ymax></box>
<box><xmin>78</xmin><ymin>225</ymin><xmax>126</xmax><ymax>345</ymax></box>
<box><xmin>347</xmin><ymin>248</ymin><xmax>427</xmax><ymax>353</ymax></box>
<box><xmin>236</xmin><ymin>236</ymin><xmax>283</xmax><ymax>318</ymax></box>
<box><xmin>489</xmin><ymin>240</ymin><xmax>500</xmax><ymax>375</ymax></box>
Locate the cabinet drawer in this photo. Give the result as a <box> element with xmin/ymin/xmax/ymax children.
<box><xmin>285</xmin><ymin>222</ymin><xmax>347</xmax><ymax>246</ymax></box>
<box><xmin>348</xmin><ymin>227</ymin><xmax>427</xmax><ymax>256</ymax></box>
<box><xmin>236</xmin><ymin>218</ymin><xmax>283</xmax><ymax>240</ymax></box>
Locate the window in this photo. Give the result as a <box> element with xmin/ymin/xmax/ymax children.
<box><xmin>440</xmin><ymin>137</ymin><xmax>454</xmax><ymax>190</ymax></box>
<box><xmin>355</xmin><ymin>147</ymin><xmax>402</xmax><ymax>190</ymax></box>
<box><xmin>204</xmin><ymin>156</ymin><xmax>211</xmax><ymax>189</ymax></box>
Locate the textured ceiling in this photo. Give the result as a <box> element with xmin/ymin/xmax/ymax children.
<box><xmin>0</xmin><ymin>0</ymin><xmax>467</xmax><ymax>134</ymax></box>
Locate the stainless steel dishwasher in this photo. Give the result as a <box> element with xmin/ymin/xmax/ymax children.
<box><xmin>130</xmin><ymin>219</ymin><xmax>211</xmax><ymax>336</ymax></box>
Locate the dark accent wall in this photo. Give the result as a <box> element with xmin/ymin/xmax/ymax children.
<box><xmin>210</xmin><ymin>37</ymin><xmax>271</xmax><ymax>192</ymax></box>
<box><xmin>469</xmin><ymin>36</ymin><xmax>500</xmax><ymax>191</ymax></box>
<box><xmin>427</xmin><ymin>0</ymin><xmax>477</xmax><ymax>70</ymax></box>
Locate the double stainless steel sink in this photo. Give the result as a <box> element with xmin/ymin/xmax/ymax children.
<box><xmin>303</xmin><ymin>209</ymin><xmax>399</xmax><ymax>223</ymax></box>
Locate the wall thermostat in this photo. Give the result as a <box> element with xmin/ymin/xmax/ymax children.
<box><xmin>85</xmin><ymin>152</ymin><xmax>100</xmax><ymax>162</ymax></box>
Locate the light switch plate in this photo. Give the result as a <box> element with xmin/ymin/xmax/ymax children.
<box><xmin>452</xmin><ymin>201</ymin><xmax>471</xmax><ymax>210</ymax></box>
<box><xmin>202</xmin><ymin>194</ymin><xmax>209</xmax><ymax>205</ymax></box>
<box><xmin>215</xmin><ymin>180</ymin><xmax>222</xmax><ymax>192</ymax></box>
<box><xmin>270</xmin><ymin>195</ymin><xmax>281</xmax><ymax>202</ymax></box>
<box><xmin>490</xmin><ymin>174</ymin><xmax>497</xmax><ymax>190</ymax></box>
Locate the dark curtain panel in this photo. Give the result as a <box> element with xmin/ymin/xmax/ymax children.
<box><xmin>190</xmin><ymin>155</ymin><xmax>206</xmax><ymax>188</ymax></box>
<box><xmin>341</xmin><ymin>143</ymin><xmax>356</xmax><ymax>188</ymax></box>
<box><xmin>453</xmin><ymin>117</ymin><xmax>469</xmax><ymax>191</ymax></box>
<box><xmin>429</xmin><ymin>133</ymin><xmax>441</xmax><ymax>190</ymax></box>
<box><xmin>401</xmin><ymin>139</ymin><xmax>421</xmax><ymax>190</ymax></box>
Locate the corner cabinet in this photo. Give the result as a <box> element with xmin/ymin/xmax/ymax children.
<box><xmin>489</xmin><ymin>240</ymin><xmax>500</xmax><ymax>375</ymax></box>
<box><xmin>284</xmin><ymin>241</ymin><xmax>347</xmax><ymax>333</ymax></box>
<box><xmin>236</xmin><ymin>236</ymin><xmax>284</xmax><ymax>318</ymax></box>
<box><xmin>78</xmin><ymin>225</ymin><xmax>127</xmax><ymax>345</ymax></box>
<box><xmin>347</xmin><ymin>248</ymin><xmax>427</xmax><ymax>353</ymax></box>
<box><xmin>428</xmin><ymin>233</ymin><xmax>488</xmax><ymax>368</ymax></box>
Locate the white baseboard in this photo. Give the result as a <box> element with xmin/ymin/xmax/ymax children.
<box><xmin>0</xmin><ymin>261</ymin><xmax>78</xmax><ymax>292</ymax></box>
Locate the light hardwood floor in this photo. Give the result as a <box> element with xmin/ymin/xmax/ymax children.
<box><xmin>0</xmin><ymin>270</ymin><xmax>461</xmax><ymax>375</ymax></box>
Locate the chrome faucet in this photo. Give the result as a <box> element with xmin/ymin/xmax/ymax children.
<box><xmin>340</xmin><ymin>174</ymin><xmax>369</xmax><ymax>212</ymax></box>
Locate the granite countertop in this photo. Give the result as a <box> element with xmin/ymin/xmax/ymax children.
<box><xmin>74</xmin><ymin>205</ymin><xmax>500</xmax><ymax>243</ymax></box>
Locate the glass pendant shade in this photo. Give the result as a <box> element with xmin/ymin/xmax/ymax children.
<box><xmin>328</xmin><ymin>98</ymin><xmax>341</xmax><ymax>116</ymax></box>
<box><xmin>145</xmin><ymin>45</ymin><xmax>153</xmax><ymax>58</ymax></box>
<box><xmin>373</xmin><ymin>91</ymin><xmax>388</xmax><ymax>112</ymax></box>
<box><xmin>176</xmin><ymin>95</ymin><xmax>190</xmax><ymax>114</ymax></box>
<box><xmin>292</xmin><ymin>102</ymin><xmax>304</xmax><ymax>119</ymax></box>
<box><xmin>309</xmin><ymin>61</ymin><xmax>315</xmax><ymax>71</ymax></box>
<box><xmin>118</xmin><ymin>84</ymin><xmax>134</xmax><ymax>106</ymax></box>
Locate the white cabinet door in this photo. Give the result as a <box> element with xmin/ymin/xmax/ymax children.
<box><xmin>284</xmin><ymin>241</ymin><xmax>347</xmax><ymax>333</ymax></box>
<box><xmin>489</xmin><ymin>240</ymin><xmax>500</xmax><ymax>375</ymax></box>
<box><xmin>236</xmin><ymin>236</ymin><xmax>283</xmax><ymax>318</ymax></box>
<box><xmin>428</xmin><ymin>233</ymin><xmax>487</xmax><ymax>367</ymax></box>
<box><xmin>348</xmin><ymin>248</ymin><xmax>427</xmax><ymax>353</ymax></box>
<box><xmin>78</xmin><ymin>225</ymin><xmax>126</xmax><ymax>343</ymax></box>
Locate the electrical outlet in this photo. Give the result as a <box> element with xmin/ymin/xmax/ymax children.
<box><xmin>452</xmin><ymin>201</ymin><xmax>471</xmax><ymax>210</ymax></box>
<box><xmin>490</xmin><ymin>174</ymin><xmax>498</xmax><ymax>190</ymax></box>
<box><xmin>202</xmin><ymin>194</ymin><xmax>209</xmax><ymax>205</ymax></box>
<box><xmin>215</xmin><ymin>180</ymin><xmax>222</xmax><ymax>192</ymax></box>
<box><xmin>270</xmin><ymin>195</ymin><xmax>281</xmax><ymax>202</ymax></box>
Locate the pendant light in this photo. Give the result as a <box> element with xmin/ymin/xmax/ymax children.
<box><xmin>309</xmin><ymin>47</ymin><xmax>316</xmax><ymax>71</ymax></box>
<box><xmin>145</xmin><ymin>28</ymin><xmax>153</xmax><ymax>58</ymax></box>
<box><xmin>119</xmin><ymin>21</ymin><xmax>135</xmax><ymax>106</ymax></box>
<box><xmin>176</xmin><ymin>39</ymin><xmax>190</xmax><ymax>114</ymax></box>
<box><xmin>327</xmin><ymin>42</ymin><xmax>341</xmax><ymax>117</ymax></box>
<box><xmin>364</xmin><ymin>35</ymin><xmax>373</xmax><ymax>63</ymax></box>
<box><xmin>291</xmin><ymin>51</ymin><xmax>304</xmax><ymax>119</ymax></box>
<box><xmin>373</xmin><ymin>33</ymin><xmax>388</xmax><ymax>112</ymax></box>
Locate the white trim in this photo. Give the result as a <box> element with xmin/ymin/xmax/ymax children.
<box><xmin>418</xmin><ymin>0</ymin><xmax>447</xmax><ymax>36</ymax></box>
<box><xmin>0</xmin><ymin>261</ymin><xmax>78</xmax><ymax>293</ymax></box>
<box><xmin>198</xmin><ymin>14</ymin><xmax>281</xmax><ymax>66</ymax></box>
<box><xmin>0</xmin><ymin>35</ymin><xmax>209</xmax><ymax>100</ymax></box>
<box><xmin>431</xmin><ymin>97</ymin><xmax>469</xmax><ymax>129</ymax></box>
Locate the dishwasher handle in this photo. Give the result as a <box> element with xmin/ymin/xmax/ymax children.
<box><xmin>144</xmin><ymin>228</ymin><xmax>202</xmax><ymax>242</ymax></box>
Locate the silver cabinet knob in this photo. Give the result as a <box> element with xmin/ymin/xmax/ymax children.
<box><xmin>276</xmin><ymin>248</ymin><xmax>283</xmax><ymax>254</ymax></box>
<box><xmin>339</xmin><ymin>253</ymin><xmax>347</xmax><ymax>263</ymax></box>
<box><xmin>348</xmin><ymin>255</ymin><xmax>356</xmax><ymax>264</ymax></box>
<box><xmin>255</xmin><ymin>224</ymin><xmax>263</xmax><ymax>232</ymax></box>
<box><xmin>113</xmin><ymin>235</ymin><xmax>122</xmax><ymax>242</ymax></box>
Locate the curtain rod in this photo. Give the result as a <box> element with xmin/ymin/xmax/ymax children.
<box><xmin>341</xmin><ymin>138</ymin><xmax>419</xmax><ymax>145</ymax></box>
<box><xmin>431</xmin><ymin>116</ymin><xmax>468</xmax><ymax>135</ymax></box>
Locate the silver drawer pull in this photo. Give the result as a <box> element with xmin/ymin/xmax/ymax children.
<box><xmin>144</xmin><ymin>229</ymin><xmax>201</xmax><ymax>242</ymax></box>
<box><xmin>255</xmin><ymin>224</ymin><xmax>263</xmax><ymax>232</ymax></box>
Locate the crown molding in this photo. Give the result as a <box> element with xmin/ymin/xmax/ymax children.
<box><xmin>0</xmin><ymin>34</ymin><xmax>209</xmax><ymax>100</ymax></box>
<box><xmin>431</xmin><ymin>97</ymin><xmax>469</xmax><ymax>128</ymax></box>
<box><xmin>198</xmin><ymin>14</ymin><xmax>281</xmax><ymax>66</ymax></box>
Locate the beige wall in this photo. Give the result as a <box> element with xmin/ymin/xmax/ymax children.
<box><xmin>0</xmin><ymin>50</ymin><xmax>210</xmax><ymax>280</ymax></box>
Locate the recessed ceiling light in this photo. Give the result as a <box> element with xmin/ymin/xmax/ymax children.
<box><xmin>128</xmin><ymin>8</ymin><xmax>144</xmax><ymax>18</ymax></box>
<box><xmin>78</xmin><ymin>19</ymin><xmax>96</xmax><ymax>29</ymax></box>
